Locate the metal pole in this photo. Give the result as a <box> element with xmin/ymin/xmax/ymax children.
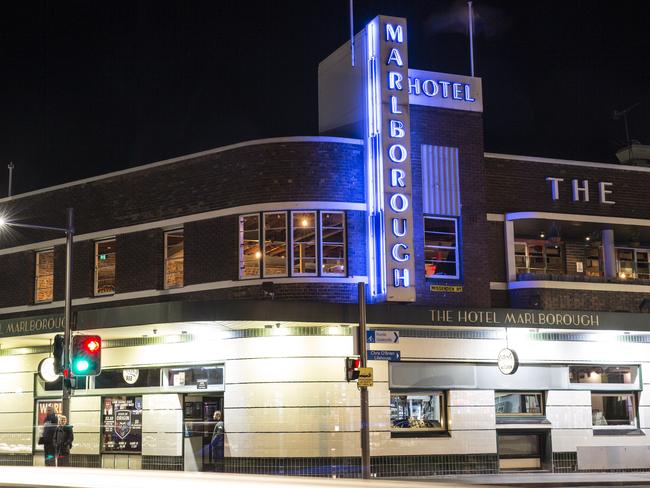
<box><xmin>62</xmin><ymin>208</ymin><xmax>74</xmax><ymax>420</ymax></box>
<box><xmin>7</xmin><ymin>162</ymin><xmax>14</xmax><ymax>197</ymax></box>
<box><xmin>358</xmin><ymin>282</ymin><xmax>370</xmax><ymax>479</ymax></box>
<box><xmin>349</xmin><ymin>0</ymin><xmax>355</xmax><ymax>67</ymax></box>
<box><xmin>468</xmin><ymin>1</ymin><xmax>475</xmax><ymax>77</ymax></box>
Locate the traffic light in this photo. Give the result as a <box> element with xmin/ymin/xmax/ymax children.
<box><xmin>345</xmin><ymin>357</ymin><xmax>360</xmax><ymax>382</ymax></box>
<box><xmin>71</xmin><ymin>335</ymin><xmax>102</xmax><ymax>376</ymax></box>
<box><xmin>53</xmin><ymin>334</ymin><xmax>65</xmax><ymax>375</ymax></box>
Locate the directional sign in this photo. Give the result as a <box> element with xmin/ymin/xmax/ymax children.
<box><xmin>368</xmin><ymin>350</ymin><xmax>401</xmax><ymax>361</ymax></box>
<box><xmin>366</xmin><ymin>330</ymin><xmax>400</xmax><ymax>343</ymax></box>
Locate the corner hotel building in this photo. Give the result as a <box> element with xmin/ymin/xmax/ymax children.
<box><xmin>1</xmin><ymin>15</ymin><xmax>650</xmax><ymax>476</ymax></box>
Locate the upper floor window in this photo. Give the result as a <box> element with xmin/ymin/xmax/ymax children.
<box><xmin>239</xmin><ymin>210</ymin><xmax>347</xmax><ymax>279</ymax></box>
<box><xmin>292</xmin><ymin>212</ymin><xmax>317</xmax><ymax>276</ymax></box>
<box><xmin>95</xmin><ymin>239</ymin><xmax>116</xmax><ymax>296</ymax></box>
<box><xmin>570</xmin><ymin>365</ymin><xmax>638</xmax><ymax>385</ymax></box>
<box><xmin>164</xmin><ymin>229</ymin><xmax>184</xmax><ymax>289</ymax></box>
<box><xmin>424</xmin><ymin>216</ymin><xmax>459</xmax><ymax>279</ymax></box>
<box><xmin>592</xmin><ymin>393</ymin><xmax>637</xmax><ymax>427</ymax></box>
<box><xmin>514</xmin><ymin>240</ymin><xmax>563</xmax><ymax>275</ymax></box>
<box><xmin>263</xmin><ymin>212</ymin><xmax>288</xmax><ymax>277</ymax></box>
<box><xmin>35</xmin><ymin>249</ymin><xmax>54</xmax><ymax>303</ymax></box>
<box><xmin>321</xmin><ymin>211</ymin><xmax>346</xmax><ymax>276</ymax></box>
<box><xmin>239</xmin><ymin>214</ymin><xmax>261</xmax><ymax>279</ymax></box>
<box><xmin>616</xmin><ymin>248</ymin><xmax>650</xmax><ymax>280</ymax></box>
<box><xmin>495</xmin><ymin>392</ymin><xmax>544</xmax><ymax>416</ymax></box>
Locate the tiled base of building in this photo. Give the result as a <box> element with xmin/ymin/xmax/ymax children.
<box><xmin>553</xmin><ymin>452</ymin><xmax>577</xmax><ymax>473</ymax></box>
<box><xmin>142</xmin><ymin>456</ymin><xmax>184</xmax><ymax>471</ymax></box>
<box><xmin>0</xmin><ymin>454</ymin><xmax>32</xmax><ymax>466</ymax></box>
<box><xmin>225</xmin><ymin>454</ymin><xmax>500</xmax><ymax>477</ymax></box>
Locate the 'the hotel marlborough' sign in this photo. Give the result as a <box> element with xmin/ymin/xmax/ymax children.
<box><xmin>0</xmin><ymin>314</ymin><xmax>64</xmax><ymax>337</ymax></box>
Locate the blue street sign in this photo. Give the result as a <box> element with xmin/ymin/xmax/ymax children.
<box><xmin>368</xmin><ymin>350</ymin><xmax>401</xmax><ymax>361</ymax></box>
<box><xmin>366</xmin><ymin>330</ymin><xmax>399</xmax><ymax>343</ymax></box>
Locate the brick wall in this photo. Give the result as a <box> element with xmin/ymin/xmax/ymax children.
<box><xmin>411</xmin><ymin>106</ymin><xmax>490</xmax><ymax>307</ymax></box>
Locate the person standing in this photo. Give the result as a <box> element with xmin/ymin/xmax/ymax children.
<box><xmin>53</xmin><ymin>414</ymin><xmax>74</xmax><ymax>467</ymax></box>
<box><xmin>41</xmin><ymin>406</ymin><xmax>57</xmax><ymax>467</ymax></box>
<box><xmin>211</xmin><ymin>410</ymin><xmax>225</xmax><ymax>472</ymax></box>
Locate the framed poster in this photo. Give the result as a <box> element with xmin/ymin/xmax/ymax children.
<box><xmin>101</xmin><ymin>396</ymin><xmax>142</xmax><ymax>453</ymax></box>
<box><xmin>34</xmin><ymin>399</ymin><xmax>62</xmax><ymax>451</ymax></box>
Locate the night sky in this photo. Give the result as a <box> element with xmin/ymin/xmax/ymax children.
<box><xmin>0</xmin><ymin>1</ymin><xmax>648</xmax><ymax>195</ymax></box>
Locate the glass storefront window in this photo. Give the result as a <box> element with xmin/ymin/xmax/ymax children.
<box><xmin>164</xmin><ymin>229</ymin><xmax>184</xmax><ymax>288</ymax></box>
<box><xmin>495</xmin><ymin>392</ymin><xmax>544</xmax><ymax>415</ymax></box>
<box><xmin>592</xmin><ymin>393</ymin><xmax>637</xmax><ymax>427</ymax></box>
<box><xmin>94</xmin><ymin>368</ymin><xmax>162</xmax><ymax>389</ymax></box>
<box><xmin>95</xmin><ymin>239</ymin><xmax>116</xmax><ymax>295</ymax></box>
<box><xmin>239</xmin><ymin>214</ymin><xmax>260</xmax><ymax>279</ymax></box>
<box><xmin>34</xmin><ymin>249</ymin><xmax>54</xmax><ymax>303</ymax></box>
<box><xmin>390</xmin><ymin>392</ymin><xmax>445</xmax><ymax>431</ymax></box>
<box><xmin>424</xmin><ymin>217</ymin><xmax>459</xmax><ymax>279</ymax></box>
<box><xmin>569</xmin><ymin>365</ymin><xmax>637</xmax><ymax>384</ymax></box>
<box><xmin>167</xmin><ymin>365</ymin><xmax>224</xmax><ymax>388</ymax></box>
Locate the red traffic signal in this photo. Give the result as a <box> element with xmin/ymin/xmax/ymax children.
<box><xmin>71</xmin><ymin>335</ymin><xmax>102</xmax><ymax>376</ymax></box>
<box><xmin>345</xmin><ymin>357</ymin><xmax>360</xmax><ymax>382</ymax></box>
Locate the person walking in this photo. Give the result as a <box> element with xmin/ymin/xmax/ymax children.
<box><xmin>41</xmin><ymin>406</ymin><xmax>58</xmax><ymax>467</ymax></box>
<box><xmin>53</xmin><ymin>414</ymin><xmax>74</xmax><ymax>467</ymax></box>
<box><xmin>210</xmin><ymin>410</ymin><xmax>225</xmax><ymax>472</ymax></box>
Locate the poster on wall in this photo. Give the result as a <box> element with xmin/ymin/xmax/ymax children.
<box><xmin>34</xmin><ymin>399</ymin><xmax>62</xmax><ymax>451</ymax></box>
<box><xmin>101</xmin><ymin>396</ymin><xmax>142</xmax><ymax>453</ymax></box>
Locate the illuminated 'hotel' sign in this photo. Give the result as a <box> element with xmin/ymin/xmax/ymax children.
<box><xmin>408</xmin><ymin>68</ymin><xmax>483</xmax><ymax>113</ymax></box>
<box><xmin>366</xmin><ymin>16</ymin><xmax>416</xmax><ymax>302</ymax></box>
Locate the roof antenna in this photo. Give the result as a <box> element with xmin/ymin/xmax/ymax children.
<box><xmin>7</xmin><ymin>162</ymin><xmax>14</xmax><ymax>197</ymax></box>
<box><xmin>468</xmin><ymin>1</ymin><xmax>475</xmax><ymax>76</ymax></box>
<box><xmin>349</xmin><ymin>0</ymin><xmax>355</xmax><ymax>67</ymax></box>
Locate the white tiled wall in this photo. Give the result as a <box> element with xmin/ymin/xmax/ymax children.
<box><xmin>141</xmin><ymin>394</ymin><xmax>182</xmax><ymax>457</ymax></box>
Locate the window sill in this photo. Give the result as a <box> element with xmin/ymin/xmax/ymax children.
<box><xmin>496</xmin><ymin>416</ymin><xmax>550</xmax><ymax>425</ymax></box>
<box><xmin>390</xmin><ymin>430</ymin><xmax>450</xmax><ymax>438</ymax></box>
<box><xmin>593</xmin><ymin>428</ymin><xmax>645</xmax><ymax>436</ymax></box>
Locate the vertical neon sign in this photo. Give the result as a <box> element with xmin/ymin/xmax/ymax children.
<box><xmin>366</xmin><ymin>16</ymin><xmax>416</xmax><ymax>302</ymax></box>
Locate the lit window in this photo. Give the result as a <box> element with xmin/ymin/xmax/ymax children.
<box><xmin>592</xmin><ymin>393</ymin><xmax>637</xmax><ymax>427</ymax></box>
<box><xmin>616</xmin><ymin>248</ymin><xmax>650</xmax><ymax>280</ymax></box>
<box><xmin>321</xmin><ymin>212</ymin><xmax>346</xmax><ymax>276</ymax></box>
<box><xmin>569</xmin><ymin>365</ymin><xmax>637</xmax><ymax>384</ymax></box>
<box><xmin>263</xmin><ymin>212</ymin><xmax>287</xmax><ymax>277</ymax></box>
<box><xmin>390</xmin><ymin>392</ymin><xmax>446</xmax><ymax>432</ymax></box>
<box><xmin>35</xmin><ymin>249</ymin><xmax>54</xmax><ymax>303</ymax></box>
<box><xmin>424</xmin><ymin>216</ymin><xmax>459</xmax><ymax>279</ymax></box>
<box><xmin>495</xmin><ymin>392</ymin><xmax>544</xmax><ymax>416</ymax></box>
<box><xmin>292</xmin><ymin>211</ymin><xmax>317</xmax><ymax>276</ymax></box>
<box><xmin>239</xmin><ymin>214</ymin><xmax>261</xmax><ymax>279</ymax></box>
<box><xmin>164</xmin><ymin>230</ymin><xmax>184</xmax><ymax>289</ymax></box>
<box><xmin>95</xmin><ymin>239</ymin><xmax>116</xmax><ymax>296</ymax></box>
<box><xmin>514</xmin><ymin>240</ymin><xmax>564</xmax><ymax>275</ymax></box>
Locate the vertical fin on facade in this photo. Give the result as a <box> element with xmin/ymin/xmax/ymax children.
<box><xmin>422</xmin><ymin>145</ymin><xmax>461</xmax><ymax>216</ymax></box>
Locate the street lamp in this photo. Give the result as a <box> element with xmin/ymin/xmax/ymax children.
<box><xmin>0</xmin><ymin>208</ymin><xmax>75</xmax><ymax>420</ymax></box>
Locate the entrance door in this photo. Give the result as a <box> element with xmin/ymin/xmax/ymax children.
<box><xmin>183</xmin><ymin>395</ymin><xmax>223</xmax><ymax>472</ymax></box>
<box><xmin>497</xmin><ymin>432</ymin><xmax>546</xmax><ymax>471</ymax></box>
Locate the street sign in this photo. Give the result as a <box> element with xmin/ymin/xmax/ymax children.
<box><xmin>368</xmin><ymin>350</ymin><xmax>401</xmax><ymax>361</ymax></box>
<box><xmin>366</xmin><ymin>330</ymin><xmax>400</xmax><ymax>343</ymax></box>
<box><xmin>358</xmin><ymin>367</ymin><xmax>373</xmax><ymax>387</ymax></box>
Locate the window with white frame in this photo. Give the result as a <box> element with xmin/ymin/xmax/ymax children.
<box><xmin>164</xmin><ymin>229</ymin><xmax>184</xmax><ymax>289</ymax></box>
<box><xmin>292</xmin><ymin>211</ymin><xmax>317</xmax><ymax>276</ymax></box>
<box><xmin>35</xmin><ymin>249</ymin><xmax>54</xmax><ymax>303</ymax></box>
<box><xmin>239</xmin><ymin>214</ymin><xmax>261</xmax><ymax>279</ymax></box>
<box><xmin>239</xmin><ymin>211</ymin><xmax>347</xmax><ymax>279</ymax></box>
<box><xmin>94</xmin><ymin>239</ymin><xmax>116</xmax><ymax>295</ymax></box>
<box><xmin>424</xmin><ymin>216</ymin><xmax>459</xmax><ymax>279</ymax></box>
<box><xmin>616</xmin><ymin>248</ymin><xmax>650</xmax><ymax>280</ymax></box>
<box><xmin>263</xmin><ymin>212</ymin><xmax>288</xmax><ymax>277</ymax></box>
<box><xmin>321</xmin><ymin>211</ymin><xmax>346</xmax><ymax>276</ymax></box>
<box><xmin>495</xmin><ymin>392</ymin><xmax>544</xmax><ymax>416</ymax></box>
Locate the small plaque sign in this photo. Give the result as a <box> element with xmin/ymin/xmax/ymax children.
<box><xmin>430</xmin><ymin>285</ymin><xmax>463</xmax><ymax>293</ymax></box>
<box><xmin>358</xmin><ymin>367</ymin><xmax>374</xmax><ymax>387</ymax></box>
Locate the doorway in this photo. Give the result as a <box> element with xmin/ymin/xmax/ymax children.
<box><xmin>183</xmin><ymin>395</ymin><xmax>223</xmax><ymax>472</ymax></box>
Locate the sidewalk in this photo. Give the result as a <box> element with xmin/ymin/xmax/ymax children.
<box><xmin>415</xmin><ymin>472</ymin><xmax>650</xmax><ymax>486</ymax></box>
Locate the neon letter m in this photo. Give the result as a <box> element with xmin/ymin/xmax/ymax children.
<box><xmin>386</xmin><ymin>24</ymin><xmax>403</xmax><ymax>43</ymax></box>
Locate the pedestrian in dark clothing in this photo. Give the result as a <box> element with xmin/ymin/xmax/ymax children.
<box><xmin>211</xmin><ymin>410</ymin><xmax>224</xmax><ymax>472</ymax></box>
<box><xmin>41</xmin><ymin>407</ymin><xmax>57</xmax><ymax>467</ymax></box>
<box><xmin>53</xmin><ymin>414</ymin><xmax>74</xmax><ymax>467</ymax></box>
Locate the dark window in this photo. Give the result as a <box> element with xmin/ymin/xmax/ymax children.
<box><xmin>167</xmin><ymin>366</ymin><xmax>224</xmax><ymax>387</ymax></box>
<box><xmin>569</xmin><ymin>365</ymin><xmax>637</xmax><ymax>384</ymax></box>
<box><xmin>94</xmin><ymin>368</ymin><xmax>161</xmax><ymax>389</ymax></box>
<box><xmin>592</xmin><ymin>393</ymin><xmax>637</xmax><ymax>426</ymax></box>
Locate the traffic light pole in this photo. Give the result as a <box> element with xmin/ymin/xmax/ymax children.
<box><xmin>62</xmin><ymin>208</ymin><xmax>74</xmax><ymax>421</ymax></box>
<box><xmin>358</xmin><ymin>282</ymin><xmax>370</xmax><ymax>479</ymax></box>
